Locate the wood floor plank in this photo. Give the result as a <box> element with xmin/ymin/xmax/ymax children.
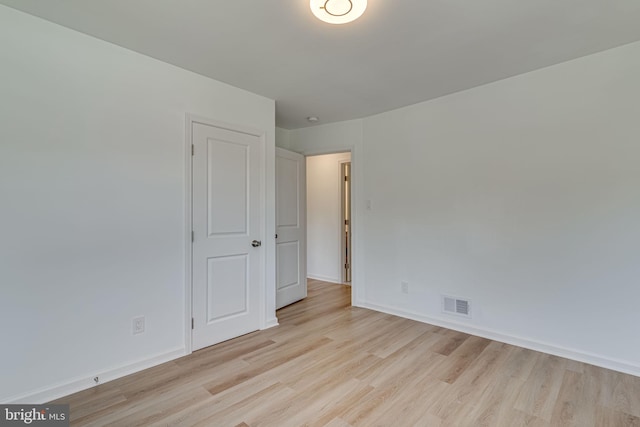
<box><xmin>363</xmin><ymin>374</ymin><xmax>449</xmax><ymax>427</ymax></box>
<box><xmin>433</xmin><ymin>335</ymin><xmax>493</xmax><ymax>384</ymax></box>
<box><xmin>192</xmin><ymin>382</ymin><xmax>295</xmax><ymax>427</ymax></box>
<box><xmin>152</xmin><ymin>372</ymin><xmax>283</xmax><ymax>426</ymax></box>
<box><xmin>610</xmin><ymin>371</ymin><xmax>640</xmax><ymax>418</ymax></box>
<box><xmin>50</xmin><ymin>280</ymin><xmax>640</xmax><ymax>426</ymax></box>
<box><xmin>77</xmin><ymin>385</ymin><xmax>211</xmax><ymax>426</ymax></box>
<box><xmin>247</xmin><ymin>378</ymin><xmax>363</xmax><ymax>427</ymax></box>
<box><xmin>446</xmin><ymin>341</ymin><xmax>515</xmax><ymax>405</ymax></box>
<box><xmin>321</xmin><ymin>417</ymin><xmax>353</xmax><ymax>427</ymax></box>
<box><xmin>449</xmin><ymin>374</ymin><xmax>525</xmax><ymax>427</ymax></box>
<box><xmin>594</xmin><ymin>405</ymin><xmax>640</xmax><ymax>427</ymax></box>
<box><xmin>550</xmin><ymin>370</ymin><xmax>598</xmax><ymax>426</ymax></box>
<box><xmin>498</xmin><ymin>345</ymin><xmax>540</xmax><ymax>381</ymax></box>
<box><xmin>204</xmin><ymin>337</ymin><xmax>333</xmax><ymax>396</ymax></box>
<box><xmin>303</xmin><ymin>383</ymin><xmax>375</xmax><ymax>427</ymax></box>
<box><xmin>513</xmin><ymin>354</ymin><xmax>567</xmax><ymax>421</ymax></box>
<box><xmin>430</xmin><ymin>331</ymin><xmax>470</xmax><ymax>356</ymax></box>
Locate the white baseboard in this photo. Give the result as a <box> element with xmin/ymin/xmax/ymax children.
<box><xmin>263</xmin><ymin>317</ymin><xmax>279</xmax><ymax>330</ymax></box>
<box><xmin>307</xmin><ymin>274</ymin><xmax>342</xmax><ymax>284</ymax></box>
<box><xmin>357</xmin><ymin>301</ymin><xmax>640</xmax><ymax>378</ymax></box>
<box><xmin>5</xmin><ymin>347</ymin><xmax>186</xmax><ymax>404</ymax></box>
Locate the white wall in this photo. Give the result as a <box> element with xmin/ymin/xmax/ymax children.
<box><xmin>307</xmin><ymin>153</ymin><xmax>351</xmax><ymax>283</ymax></box>
<box><xmin>288</xmin><ymin>120</ymin><xmax>362</xmax><ymax>155</ymax></box>
<box><xmin>0</xmin><ymin>5</ymin><xmax>275</xmax><ymax>403</ymax></box>
<box><xmin>275</xmin><ymin>127</ymin><xmax>292</xmax><ymax>150</ymax></box>
<box><xmin>289</xmin><ymin>41</ymin><xmax>640</xmax><ymax>375</ymax></box>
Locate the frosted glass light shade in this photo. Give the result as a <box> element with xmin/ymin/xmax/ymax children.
<box><xmin>310</xmin><ymin>0</ymin><xmax>367</xmax><ymax>25</ymax></box>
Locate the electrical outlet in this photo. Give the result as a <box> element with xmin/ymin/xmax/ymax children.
<box><xmin>133</xmin><ymin>316</ymin><xmax>145</xmax><ymax>335</ymax></box>
<box><xmin>401</xmin><ymin>281</ymin><xmax>409</xmax><ymax>294</ymax></box>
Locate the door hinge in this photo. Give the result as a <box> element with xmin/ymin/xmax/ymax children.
<box><xmin>191</xmin><ymin>318</ymin><xmax>194</xmax><ymax>330</ymax></box>
<box><xmin>345</xmin><ymin>263</ymin><xmax>350</xmax><ymax>269</ymax></box>
<box><xmin>191</xmin><ymin>145</ymin><xmax>194</xmax><ymax>156</ymax></box>
<box><xmin>191</xmin><ymin>231</ymin><xmax>194</xmax><ymax>242</ymax></box>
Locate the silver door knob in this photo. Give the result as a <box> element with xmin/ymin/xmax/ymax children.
<box><xmin>252</xmin><ymin>240</ymin><xmax>262</xmax><ymax>247</ymax></box>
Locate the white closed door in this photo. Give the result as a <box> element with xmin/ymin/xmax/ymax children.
<box><xmin>276</xmin><ymin>148</ymin><xmax>306</xmax><ymax>309</ymax></box>
<box><xmin>192</xmin><ymin>121</ymin><xmax>263</xmax><ymax>351</ymax></box>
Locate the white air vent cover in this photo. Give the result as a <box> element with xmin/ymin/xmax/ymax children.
<box><xmin>442</xmin><ymin>295</ymin><xmax>471</xmax><ymax>318</ymax></box>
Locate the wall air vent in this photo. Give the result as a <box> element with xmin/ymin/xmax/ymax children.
<box><xmin>442</xmin><ymin>295</ymin><xmax>471</xmax><ymax>318</ymax></box>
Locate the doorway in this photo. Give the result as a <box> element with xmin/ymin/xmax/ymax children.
<box><xmin>306</xmin><ymin>152</ymin><xmax>352</xmax><ymax>285</ymax></box>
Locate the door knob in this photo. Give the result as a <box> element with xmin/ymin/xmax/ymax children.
<box><xmin>252</xmin><ymin>240</ymin><xmax>262</xmax><ymax>247</ymax></box>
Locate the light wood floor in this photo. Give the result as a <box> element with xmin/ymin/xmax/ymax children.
<box><xmin>55</xmin><ymin>279</ymin><xmax>640</xmax><ymax>426</ymax></box>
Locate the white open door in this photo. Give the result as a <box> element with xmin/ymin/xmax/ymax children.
<box><xmin>275</xmin><ymin>148</ymin><xmax>306</xmax><ymax>309</ymax></box>
<box><xmin>192</xmin><ymin>121</ymin><xmax>263</xmax><ymax>351</ymax></box>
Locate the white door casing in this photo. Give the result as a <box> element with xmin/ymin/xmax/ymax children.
<box><xmin>275</xmin><ymin>148</ymin><xmax>307</xmax><ymax>309</ymax></box>
<box><xmin>191</xmin><ymin>121</ymin><xmax>263</xmax><ymax>351</ymax></box>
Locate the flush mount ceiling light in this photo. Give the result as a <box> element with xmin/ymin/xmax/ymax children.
<box><xmin>310</xmin><ymin>0</ymin><xmax>367</xmax><ymax>25</ymax></box>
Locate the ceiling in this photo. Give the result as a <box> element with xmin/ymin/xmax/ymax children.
<box><xmin>2</xmin><ymin>1</ymin><xmax>640</xmax><ymax>129</ymax></box>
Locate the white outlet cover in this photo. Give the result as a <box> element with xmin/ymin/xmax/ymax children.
<box><xmin>133</xmin><ymin>316</ymin><xmax>145</xmax><ymax>335</ymax></box>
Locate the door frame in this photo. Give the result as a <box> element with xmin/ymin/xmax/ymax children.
<box><xmin>301</xmin><ymin>146</ymin><xmax>359</xmax><ymax>306</ymax></box>
<box><xmin>339</xmin><ymin>160</ymin><xmax>351</xmax><ymax>284</ymax></box>
<box><xmin>184</xmin><ymin>114</ymin><xmax>267</xmax><ymax>354</ymax></box>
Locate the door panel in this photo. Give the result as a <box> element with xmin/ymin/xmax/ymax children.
<box><xmin>276</xmin><ymin>148</ymin><xmax>306</xmax><ymax>309</ymax></box>
<box><xmin>207</xmin><ymin>139</ymin><xmax>248</xmax><ymax>235</ymax></box>
<box><xmin>277</xmin><ymin>241</ymin><xmax>299</xmax><ymax>289</ymax></box>
<box><xmin>207</xmin><ymin>255</ymin><xmax>248</xmax><ymax>321</ymax></box>
<box><xmin>192</xmin><ymin>122</ymin><xmax>262</xmax><ymax>351</ymax></box>
<box><xmin>277</xmin><ymin>158</ymin><xmax>299</xmax><ymax>227</ymax></box>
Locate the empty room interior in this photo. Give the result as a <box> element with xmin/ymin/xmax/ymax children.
<box><xmin>1</xmin><ymin>1</ymin><xmax>640</xmax><ymax>425</ymax></box>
